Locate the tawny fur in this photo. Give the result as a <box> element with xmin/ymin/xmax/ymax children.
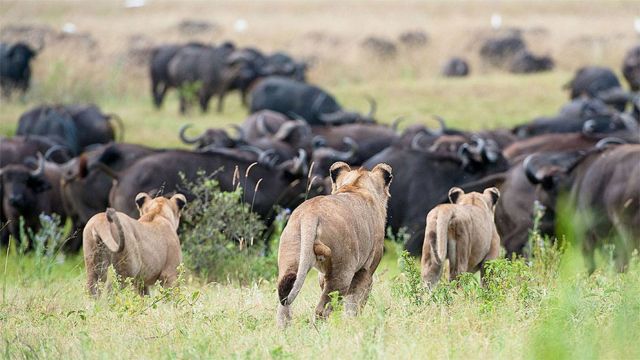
<box><xmin>276</xmin><ymin>162</ymin><xmax>393</xmax><ymax>328</ymax></box>
<box><xmin>82</xmin><ymin>192</ymin><xmax>186</xmax><ymax>296</ymax></box>
<box><xmin>421</xmin><ymin>187</ymin><xmax>501</xmax><ymax>288</ymax></box>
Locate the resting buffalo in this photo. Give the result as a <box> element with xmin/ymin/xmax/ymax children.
<box><xmin>16</xmin><ymin>104</ymin><xmax>124</xmax><ymax>155</ymax></box>
<box><xmin>441</xmin><ymin>57</ymin><xmax>470</xmax><ymax>77</ymax></box>
<box><xmin>249</xmin><ymin>76</ymin><xmax>377</xmax><ymax>126</ymax></box>
<box><xmin>59</xmin><ymin>143</ymin><xmax>157</xmax><ymax>250</ymax></box>
<box><xmin>524</xmin><ymin>142</ymin><xmax>640</xmax><ymax>272</ymax></box>
<box><xmin>0</xmin><ymin>135</ymin><xmax>72</xmax><ymax>167</ymax></box>
<box><xmin>0</xmin><ymin>42</ymin><xmax>38</xmax><ymax>97</ymax></box>
<box><xmin>237</xmin><ymin>110</ymin><xmax>290</xmax><ymax>143</ymax></box>
<box><xmin>622</xmin><ymin>45</ymin><xmax>640</xmax><ymax>91</ymax></box>
<box><xmin>109</xmin><ymin>150</ymin><xmax>315</xmax><ymax>226</ymax></box>
<box><xmin>479</xmin><ymin>34</ymin><xmax>526</xmax><ymax>68</ymax></box>
<box><xmin>149</xmin><ymin>42</ymin><xmax>206</xmax><ymax>109</ymax></box>
<box><xmin>179</xmin><ymin>124</ymin><xmax>238</xmax><ymax>150</ymax></box>
<box><xmin>0</xmin><ymin>155</ymin><xmax>66</xmax><ymax>247</ymax></box>
<box><xmin>364</xmin><ymin>139</ymin><xmax>509</xmax><ymax>255</ymax></box>
<box><xmin>509</xmin><ymin>50</ymin><xmax>554</xmax><ymax>74</ymax></box>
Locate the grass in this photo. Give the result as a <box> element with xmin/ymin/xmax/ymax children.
<box><xmin>1</xmin><ymin>1</ymin><xmax>639</xmax><ymax>358</ymax></box>
<box><xmin>2</xmin><ymin>241</ymin><xmax>639</xmax><ymax>359</ymax></box>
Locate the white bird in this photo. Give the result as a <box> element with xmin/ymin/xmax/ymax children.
<box><xmin>491</xmin><ymin>13</ymin><xmax>502</xmax><ymax>30</ymax></box>
<box><xmin>124</xmin><ymin>0</ymin><xmax>145</xmax><ymax>8</ymax></box>
<box><xmin>62</xmin><ymin>23</ymin><xmax>76</xmax><ymax>34</ymax></box>
<box><xmin>234</xmin><ymin>19</ymin><xmax>248</xmax><ymax>33</ymax></box>
<box><xmin>634</xmin><ymin>18</ymin><xmax>640</xmax><ymax>34</ymax></box>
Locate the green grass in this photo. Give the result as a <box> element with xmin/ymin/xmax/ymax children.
<box><xmin>2</xmin><ymin>242</ymin><xmax>639</xmax><ymax>359</ymax></box>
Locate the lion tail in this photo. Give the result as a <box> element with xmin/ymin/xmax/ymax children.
<box><xmin>283</xmin><ymin>216</ymin><xmax>320</xmax><ymax>306</ymax></box>
<box><xmin>430</xmin><ymin>208</ymin><xmax>453</xmax><ymax>265</ymax></box>
<box><xmin>104</xmin><ymin>208</ymin><xmax>126</xmax><ymax>253</ymax></box>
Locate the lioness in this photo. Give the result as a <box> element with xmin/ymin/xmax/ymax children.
<box><xmin>421</xmin><ymin>187</ymin><xmax>500</xmax><ymax>288</ymax></box>
<box><xmin>82</xmin><ymin>192</ymin><xmax>186</xmax><ymax>296</ymax></box>
<box><xmin>276</xmin><ymin>162</ymin><xmax>392</xmax><ymax>328</ymax></box>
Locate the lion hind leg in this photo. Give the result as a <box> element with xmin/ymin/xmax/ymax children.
<box><xmin>344</xmin><ymin>269</ymin><xmax>373</xmax><ymax>317</ymax></box>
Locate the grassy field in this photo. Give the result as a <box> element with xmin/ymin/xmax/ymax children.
<box><xmin>1</xmin><ymin>1</ymin><xmax>640</xmax><ymax>359</ymax></box>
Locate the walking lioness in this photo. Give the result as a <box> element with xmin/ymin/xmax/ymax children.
<box><xmin>83</xmin><ymin>192</ymin><xmax>186</xmax><ymax>296</ymax></box>
<box><xmin>276</xmin><ymin>162</ymin><xmax>392</xmax><ymax>328</ymax></box>
<box><xmin>421</xmin><ymin>187</ymin><xmax>500</xmax><ymax>288</ymax></box>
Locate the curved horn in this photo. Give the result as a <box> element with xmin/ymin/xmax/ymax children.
<box><xmin>179</xmin><ymin>124</ymin><xmax>205</xmax><ymax>145</ymax></box>
<box><xmin>391</xmin><ymin>116</ymin><xmax>406</xmax><ymax>132</ymax></box>
<box><xmin>582</xmin><ymin>119</ymin><xmax>596</xmax><ymax>134</ymax></box>
<box><xmin>231</xmin><ymin>124</ymin><xmax>245</xmax><ymax>141</ymax></box>
<box><xmin>473</xmin><ymin>138</ymin><xmax>486</xmax><ymax>154</ymax></box>
<box><xmin>319</xmin><ymin>111</ymin><xmax>348</xmax><ymax>125</ymax></box>
<box><xmin>330</xmin><ymin>137</ymin><xmax>358</xmax><ymax>161</ymax></box>
<box><xmin>411</xmin><ymin>132</ymin><xmax>428</xmax><ymax>151</ymax></box>
<box><xmin>523</xmin><ymin>154</ymin><xmax>542</xmax><ymax>185</ymax></box>
<box><xmin>237</xmin><ymin>145</ymin><xmax>264</xmax><ymax>156</ymax></box>
<box><xmin>258</xmin><ymin>149</ymin><xmax>279</xmax><ymax>167</ymax></box>
<box><xmin>107</xmin><ymin>113</ymin><xmax>125</xmax><ymax>142</ymax></box>
<box><xmin>595</xmin><ymin>137</ymin><xmax>626</xmax><ymax>149</ymax></box>
<box><xmin>431</xmin><ymin>115</ymin><xmax>446</xmax><ymax>135</ymax></box>
<box><xmin>256</xmin><ymin>114</ymin><xmax>270</xmax><ymax>136</ymax></box>
<box><xmin>44</xmin><ymin>145</ymin><xmax>66</xmax><ymax>161</ymax></box>
<box><xmin>365</xmin><ymin>95</ymin><xmax>377</xmax><ymax>118</ymax></box>
<box><xmin>457</xmin><ymin>143</ymin><xmax>472</xmax><ymax>168</ymax></box>
<box><xmin>312</xmin><ymin>135</ymin><xmax>327</xmax><ymax>149</ymax></box>
<box><xmin>30</xmin><ymin>153</ymin><xmax>45</xmax><ymax>177</ymax></box>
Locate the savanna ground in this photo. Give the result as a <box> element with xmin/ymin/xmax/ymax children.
<box><xmin>1</xmin><ymin>1</ymin><xmax>640</xmax><ymax>358</ymax></box>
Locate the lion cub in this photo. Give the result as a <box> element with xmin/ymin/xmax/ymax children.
<box><xmin>83</xmin><ymin>192</ymin><xmax>186</xmax><ymax>296</ymax></box>
<box><xmin>421</xmin><ymin>187</ymin><xmax>500</xmax><ymax>288</ymax></box>
<box><xmin>276</xmin><ymin>162</ymin><xmax>393</xmax><ymax>328</ymax></box>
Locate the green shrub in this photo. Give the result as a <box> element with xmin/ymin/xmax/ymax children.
<box><xmin>391</xmin><ymin>250</ymin><xmax>425</xmax><ymax>306</ymax></box>
<box><xmin>179</xmin><ymin>172</ymin><xmax>277</xmax><ymax>284</ymax></box>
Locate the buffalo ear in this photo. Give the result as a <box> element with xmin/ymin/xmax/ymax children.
<box><xmin>172</xmin><ymin>194</ymin><xmax>187</xmax><ymax>211</ymax></box>
<box><xmin>135</xmin><ymin>192</ymin><xmax>150</xmax><ymax>211</ymax></box>
<box><xmin>329</xmin><ymin>162</ymin><xmax>350</xmax><ymax>186</ymax></box>
<box><xmin>448</xmin><ymin>187</ymin><xmax>464</xmax><ymax>204</ymax></box>
<box><xmin>372</xmin><ymin>163</ymin><xmax>393</xmax><ymax>197</ymax></box>
<box><xmin>78</xmin><ymin>155</ymin><xmax>88</xmax><ymax>179</ymax></box>
<box><xmin>484</xmin><ymin>187</ymin><xmax>500</xmax><ymax>206</ymax></box>
<box><xmin>28</xmin><ymin>176</ymin><xmax>51</xmax><ymax>193</ymax></box>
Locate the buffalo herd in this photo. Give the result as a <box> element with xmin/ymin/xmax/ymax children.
<box><xmin>1</xmin><ymin>37</ymin><xmax>639</xmax><ymax>272</ymax></box>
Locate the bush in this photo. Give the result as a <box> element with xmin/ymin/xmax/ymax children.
<box><xmin>179</xmin><ymin>172</ymin><xmax>277</xmax><ymax>284</ymax></box>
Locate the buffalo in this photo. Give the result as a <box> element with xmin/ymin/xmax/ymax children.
<box><xmin>524</xmin><ymin>142</ymin><xmax>640</xmax><ymax>272</ymax></box>
<box><xmin>364</xmin><ymin>138</ymin><xmax>509</xmax><ymax>255</ymax></box>
<box><xmin>149</xmin><ymin>43</ymin><xmax>206</xmax><ymax>109</ymax></box>
<box><xmin>479</xmin><ymin>34</ymin><xmax>526</xmax><ymax>68</ymax></box>
<box><xmin>58</xmin><ymin>143</ymin><xmax>157</xmax><ymax>250</ymax></box>
<box><xmin>109</xmin><ymin>150</ymin><xmax>315</xmax><ymax>227</ymax></box>
<box><xmin>441</xmin><ymin>57</ymin><xmax>470</xmax><ymax>77</ymax></box>
<box><xmin>622</xmin><ymin>45</ymin><xmax>640</xmax><ymax>91</ymax></box>
<box><xmin>565</xmin><ymin>66</ymin><xmax>627</xmax><ymax>111</ymax></box>
<box><xmin>508</xmin><ymin>50</ymin><xmax>554</xmax><ymax>74</ymax></box>
<box><xmin>0</xmin><ymin>135</ymin><xmax>72</xmax><ymax>167</ymax></box>
<box><xmin>249</xmin><ymin>76</ymin><xmax>377</xmax><ymax>126</ymax></box>
<box><xmin>0</xmin><ymin>154</ymin><xmax>66</xmax><ymax>247</ymax></box>
<box><xmin>16</xmin><ymin>104</ymin><xmax>124</xmax><ymax>155</ymax></box>
<box><xmin>0</xmin><ymin>42</ymin><xmax>38</xmax><ymax>97</ymax></box>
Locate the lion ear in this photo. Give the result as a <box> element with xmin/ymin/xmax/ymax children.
<box><xmin>329</xmin><ymin>162</ymin><xmax>350</xmax><ymax>186</ymax></box>
<box><xmin>484</xmin><ymin>187</ymin><xmax>500</xmax><ymax>206</ymax></box>
<box><xmin>172</xmin><ymin>194</ymin><xmax>187</xmax><ymax>211</ymax></box>
<box><xmin>372</xmin><ymin>163</ymin><xmax>393</xmax><ymax>197</ymax></box>
<box><xmin>135</xmin><ymin>192</ymin><xmax>150</xmax><ymax>210</ymax></box>
<box><xmin>448</xmin><ymin>187</ymin><xmax>464</xmax><ymax>203</ymax></box>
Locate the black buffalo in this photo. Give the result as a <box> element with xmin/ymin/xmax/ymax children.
<box><xmin>0</xmin><ymin>42</ymin><xmax>38</xmax><ymax>97</ymax></box>
<box><xmin>441</xmin><ymin>57</ymin><xmax>470</xmax><ymax>77</ymax></box>
<box><xmin>16</xmin><ymin>104</ymin><xmax>124</xmax><ymax>155</ymax></box>
<box><xmin>249</xmin><ymin>76</ymin><xmax>376</xmax><ymax>126</ymax></box>
<box><xmin>0</xmin><ymin>155</ymin><xmax>66</xmax><ymax>247</ymax></box>
<box><xmin>109</xmin><ymin>150</ymin><xmax>314</xmax><ymax>227</ymax></box>
<box><xmin>524</xmin><ymin>142</ymin><xmax>640</xmax><ymax>272</ymax></box>
<box><xmin>622</xmin><ymin>45</ymin><xmax>640</xmax><ymax>91</ymax></box>
<box><xmin>364</xmin><ymin>139</ymin><xmax>509</xmax><ymax>255</ymax></box>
